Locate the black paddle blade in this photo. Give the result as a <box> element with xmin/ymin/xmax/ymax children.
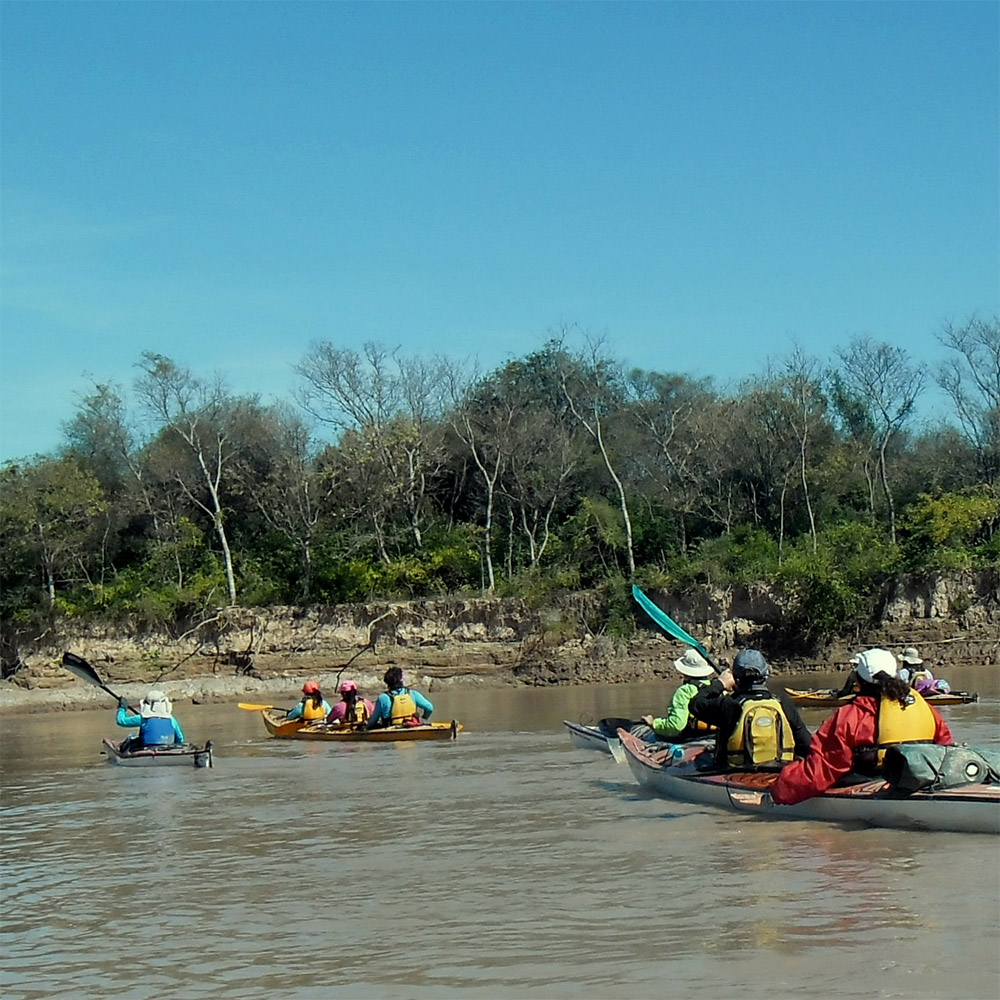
<box><xmin>61</xmin><ymin>651</ymin><xmax>122</xmax><ymax>703</ymax></box>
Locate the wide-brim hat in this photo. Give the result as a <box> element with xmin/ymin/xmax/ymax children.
<box><xmin>901</xmin><ymin>647</ymin><xmax>923</xmax><ymax>665</ymax></box>
<box><xmin>140</xmin><ymin>689</ymin><xmax>172</xmax><ymax>718</ymax></box>
<box><xmin>673</xmin><ymin>648</ymin><xmax>713</xmax><ymax>678</ymax></box>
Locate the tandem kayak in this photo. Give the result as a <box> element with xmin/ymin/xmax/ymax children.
<box><xmin>617</xmin><ymin>730</ymin><xmax>999</xmax><ymax>834</ymax></box>
<box><xmin>786</xmin><ymin>687</ymin><xmax>979</xmax><ymax>708</ymax></box>
<box><xmin>261</xmin><ymin>709</ymin><xmax>462</xmax><ymax>742</ymax></box>
<box><xmin>101</xmin><ymin>738</ymin><xmax>214</xmax><ymax>768</ymax></box>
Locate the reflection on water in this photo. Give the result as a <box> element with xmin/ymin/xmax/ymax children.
<box><xmin>1</xmin><ymin>676</ymin><xmax>998</xmax><ymax>1000</ymax></box>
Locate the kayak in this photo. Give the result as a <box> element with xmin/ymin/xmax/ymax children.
<box><xmin>101</xmin><ymin>738</ymin><xmax>214</xmax><ymax>768</ymax></box>
<box><xmin>261</xmin><ymin>709</ymin><xmax>462</xmax><ymax>741</ymax></box>
<box><xmin>787</xmin><ymin>687</ymin><xmax>979</xmax><ymax>707</ymax></box>
<box><xmin>617</xmin><ymin>730</ymin><xmax>999</xmax><ymax>834</ymax></box>
<box><xmin>564</xmin><ymin>720</ymin><xmax>620</xmax><ymax>754</ymax></box>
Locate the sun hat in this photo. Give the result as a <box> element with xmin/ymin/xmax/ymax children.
<box><xmin>901</xmin><ymin>647</ymin><xmax>923</xmax><ymax>665</ymax></box>
<box><xmin>140</xmin><ymin>689</ymin><xmax>172</xmax><ymax>718</ymax></box>
<box><xmin>339</xmin><ymin>679</ymin><xmax>358</xmax><ymax>693</ymax></box>
<box><xmin>848</xmin><ymin>653</ymin><xmax>861</xmax><ymax>665</ymax></box>
<box><xmin>302</xmin><ymin>679</ymin><xmax>321</xmax><ymax>695</ymax></box>
<box><xmin>673</xmin><ymin>648</ymin><xmax>714</xmax><ymax>678</ymax></box>
<box><xmin>856</xmin><ymin>648</ymin><xmax>898</xmax><ymax>684</ymax></box>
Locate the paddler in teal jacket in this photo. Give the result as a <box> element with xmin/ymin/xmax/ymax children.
<box><xmin>116</xmin><ymin>689</ymin><xmax>185</xmax><ymax>748</ymax></box>
<box><xmin>366</xmin><ymin>667</ymin><xmax>433</xmax><ymax>728</ymax></box>
<box><xmin>640</xmin><ymin>648</ymin><xmax>717</xmax><ymax>740</ymax></box>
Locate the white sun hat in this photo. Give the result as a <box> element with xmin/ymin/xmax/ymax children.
<box><xmin>901</xmin><ymin>647</ymin><xmax>923</xmax><ymax>665</ymax></box>
<box><xmin>673</xmin><ymin>648</ymin><xmax>714</xmax><ymax>678</ymax></box>
<box><xmin>856</xmin><ymin>648</ymin><xmax>898</xmax><ymax>684</ymax></box>
<box><xmin>140</xmin><ymin>689</ymin><xmax>173</xmax><ymax>718</ymax></box>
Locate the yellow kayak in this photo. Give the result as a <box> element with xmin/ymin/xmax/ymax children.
<box><xmin>261</xmin><ymin>709</ymin><xmax>462</xmax><ymax>741</ymax></box>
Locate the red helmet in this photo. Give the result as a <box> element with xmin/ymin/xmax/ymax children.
<box><xmin>301</xmin><ymin>680</ymin><xmax>321</xmax><ymax>695</ymax></box>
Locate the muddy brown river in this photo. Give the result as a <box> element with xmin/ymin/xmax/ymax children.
<box><xmin>2</xmin><ymin>669</ymin><xmax>998</xmax><ymax>999</ymax></box>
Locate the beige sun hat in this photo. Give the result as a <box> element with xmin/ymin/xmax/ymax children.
<box><xmin>140</xmin><ymin>689</ymin><xmax>173</xmax><ymax>718</ymax></box>
<box><xmin>673</xmin><ymin>648</ymin><xmax>714</xmax><ymax>678</ymax></box>
<box><xmin>901</xmin><ymin>647</ymin><xmax>923</xmax><ymax>665</ymax></box>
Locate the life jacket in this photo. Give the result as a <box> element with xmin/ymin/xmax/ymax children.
<box><xmin>343</xmin><ymin>699</ymin><xmax>370</xmax><ymax>725</ymax></box>
<box><xmin>873</xmin><ymin>690</ymin><xmax>937</xmax><ymax>764</ymax></box>
<box><xmin>389</xmin><ymin>689</ymin><xmax>419</xmax><ymax>726</ymax></box>
<box><xmin>140</xmin><ymin>716</ymin><xmax>176</xmax><ymax>746</ymax></box>
<box><xmin>726</xmin><ymin>692</ymin><xmax>795</xmax><ymax>769</ymax></box>
<box><xmin>301</xmin><ymin>697</ymin><xmax>327</xmax><ymax>721</ymax></box>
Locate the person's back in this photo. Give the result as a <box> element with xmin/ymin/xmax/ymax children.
<box><xmin>116</xmin><ymin>689</ymin><xmax>184</xmax><ymax>747</ymax></box>
<box><xmin>368</xmin><ymin>667</ymin><xmax>433</xmax><ymax>728</ymax></box>
<box><xmin>287</xmin><ymin>680</ymin><xmax>333</xmax><ymax>721</ymax></box>
<box><xmin>328</xmin><ymin>680</ymin><xmax>375</xmax><ymax>725</ymax></box>
<box><xmin>771</xmin><ymin>648</ymin><xmax>954</xmax><ymax>805</ymax></box>
<box><xmin>689</xmin><ymin>649</ymin><xmax>811</xmax><ymax>770</ymax></box>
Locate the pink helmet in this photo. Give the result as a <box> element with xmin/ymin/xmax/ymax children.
<box><xmin>302</xmin><ymin>679</ymin><xmax>321</xmax><ymax>695</ymax></box>
<box><xmin>339</xmin><ymin>679</ymin><xmax>358</xmax><ymax>693</ymax></box>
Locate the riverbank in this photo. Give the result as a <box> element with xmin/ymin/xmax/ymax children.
<box><xmin>3</xmin><ymin>576</ymin><xmax>997</xmax><ymax>714</ymax></box>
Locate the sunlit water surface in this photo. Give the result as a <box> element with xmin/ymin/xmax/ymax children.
<box><xmin>2</xmin><ymin>670</ymin><xmax>998</xmax><ymax>1000</ymax></box>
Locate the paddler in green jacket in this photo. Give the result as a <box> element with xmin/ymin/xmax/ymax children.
<box><xmin>639</xmin><ymin>648</ymin><xmax>717</xmax><ymax>740</ymax></box>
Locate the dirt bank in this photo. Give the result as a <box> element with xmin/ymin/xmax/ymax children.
<box><xmin>3</xmin><ymin>575</ymin><xmax>997</xmax><ymax>715</ymax></box>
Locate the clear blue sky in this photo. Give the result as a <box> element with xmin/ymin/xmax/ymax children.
<box><xmin>2</xmin><ymin>1</ymin><xmax>997</xmax><ymax>463</ymax></box>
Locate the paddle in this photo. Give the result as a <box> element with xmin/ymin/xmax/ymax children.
<box><xmin>61</xmin><ymin>651</ymin><xmax>132</xmax><ymax>710</ymax></box>
<box><xmin>237</xmin><ymin>702</ymin><xmax>287</xmax><ymax>712</ymax></box>
<box><xmin>631</xmin><ymin>584</ymin><xmax>720</xmax><ymax>669</ymax></box>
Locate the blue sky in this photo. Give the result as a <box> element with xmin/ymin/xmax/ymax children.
<box><xmin>2</xmin><ymin>1</ymin><xmax>997</xmax><ymax>463</ymax></box>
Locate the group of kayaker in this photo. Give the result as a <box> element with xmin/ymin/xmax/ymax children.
<box><xmin>609</xmin><ymin>643</ymin><xmax>956</xmax><ymax>805</ymax></box>
<box><xmin>835</xmin><ymin>645</ymin><xmax>952</xmax><ymax>698</ymax></box>
<box><xmin>284</xmin><ymin>667</ymin><xmax>434</xmax><ymax>729</ymax></box>
<box><xmin>114</xmin><ymin>666</ymin><xmax>435</xmax><ymax>748</ymax></box>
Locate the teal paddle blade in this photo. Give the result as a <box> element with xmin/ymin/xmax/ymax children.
<box><xmin>631</xmin><ymin>585</ymin><xmax>717</xmax><ymax>667</ymax></box>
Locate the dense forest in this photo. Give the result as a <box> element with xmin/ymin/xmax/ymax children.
<box><xmin>2</xmin><ymin>318</ymin><xmax>997</xmax><ymax>664</ymax></box>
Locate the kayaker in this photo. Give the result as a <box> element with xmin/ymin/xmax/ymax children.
<box><xmin>116</xmin><ymin>689</ymin><xmax>185</xmax><ymax>748</ymax></box>
<box><xmin>286</xmin><ymin>680</ymin><xmax>333</xmax><ymax>722</ymax></box>
<box><xmin>770</xmin><ymin>647</ymin><xmax>954</xmax><ymax>806</ymax></box>
<box><xmin>637</xmin><ymin>648</ymin><xmax>717</xmax><ymax>741</ymax></box>
<box><xmin>689</xmin><ymin>649</ymin><xmax>812</xmax><ymax>771</ymax></box>
<box><xmin>898</xmin><ymin>645</ymin><xmax>924</xmax><ymax>685</ymax></box>
<box><xmin>911</xmin><ymin>668</ymin><xmax>952</xmax><ymax>696</ymax></box>
<box><xmin>367</xmin><ymin>667</ymin><xmax>433</xmax><ymax>728</ymax></box>
<box><xmin>327</xmin><ymin>678</ymin><xmax>375</xmax><ymax>725</ymax></box>
<box><xmin>832</xmin><ymin>652</ymin><xmax>862</xmax><ymax>698</ymax></box>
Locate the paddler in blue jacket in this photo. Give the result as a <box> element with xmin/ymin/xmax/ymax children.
<box><xmin>116</xmin><ymin>689</ymin><xmax>185</xmax><ymax>748</ymax></box>
<box><xmin>367</xmin><ymin>667</ymin><xmax>433</xmax><ymax>728</ymax></box>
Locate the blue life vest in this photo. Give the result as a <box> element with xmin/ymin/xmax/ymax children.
<box><xmin>140</xmin><ymin>716</ymin><xmax>176</xmax><ymax>746</ymax></box>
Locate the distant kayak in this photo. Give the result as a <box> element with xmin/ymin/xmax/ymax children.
<box><xmin>786</xmin><ymin>687</ymin><xmax>978</xmax><ymax>708</ymax></box>
<box><xmin>260</xmin><ymin>708</ymin><xmax>461</xmax><ymax>742</ymax></box>
<box><xmin>101</xmin><ymin>738</ymin><xmax>213</xmax><ymax>768</ymax></box>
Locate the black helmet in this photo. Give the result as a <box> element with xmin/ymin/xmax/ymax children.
<box><xmin>732</xmin><ymin>649</ymin><xmax>770</xmax><ymax>685</ymax></box>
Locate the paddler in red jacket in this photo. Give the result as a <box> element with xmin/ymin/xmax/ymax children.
<box><xmin>771</xmin><ymin>648</ymin><xmax>954</xmax><ymax>805</ymax></box>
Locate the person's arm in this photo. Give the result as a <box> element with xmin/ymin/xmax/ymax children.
<box><xmin>412</xmin><ymin>690</ymin><xmax>434</xmax><ymax>720</ymax></box>
<box><xmin>771</xmin><ymin>704</ymin><xmax>865</xmax><ymax>805</ymax></box>
<box><xmin>171</xmin><ymin>718</ymin><xmax>185</xmax><ymax>743</ymax></box>
<box><xmin>689</xmin><ymin>675</ymin><xmax>731</xmax><ymax>727</ymax></box>
<box><xmin>116</xmin><ymin>704</ymin><xmax>142</xmax><ymax>729</ymax></box>
<box><xmin>651</xmin><ymin>683</ymin><xmax>697</xmax><ymax>738</ymax></box>
<box><xmin>286</xmin><ymin>701</ymin><xmax>304</xmax><ymax>721</ymax></box>
<box><xmin>932</xmin><ymin>707</ymin><xmax>955</xmax><ymax>746</ymax></box>
<box><xmin>367</xmin><ymin>694</ymin><xmax>390</xmax><ymax>727</ymax></box>
<box><xmin>777</xmin><ymin>689</ymin><xmax>813</xmax><ymax>758</ymax></box>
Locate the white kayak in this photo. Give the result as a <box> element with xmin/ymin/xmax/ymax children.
<box><xmin>618</xmin><ymin>730</ymin><xmax>999</xmax><ymax>835</ymax></box>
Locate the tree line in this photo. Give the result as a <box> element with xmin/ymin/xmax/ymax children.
<box><xmin>2</xmin><ymin>318</ymin><xmax>997</xmax><ymax>658</ymax></box>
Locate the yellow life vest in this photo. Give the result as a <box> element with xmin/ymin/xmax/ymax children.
<box><xmin>389</xmin><ymin>690</ymin><xmax>418</xmax><ymax>726</ymax></box>
<box><xmin>726</xmin><ymin>696</ymin><xmax>796</xmax><ymax>769</ymax></box>
<box><xmin>301</xmin><ymin>697</ymin><xmax>327</xmax><ymax>721</ymax></box>
<box><xmin>875</xmin><ymin>690</ymin><xmax>937</xmax><ymax>763</ymax></box>
<box><xmin>345</xmin><ymin>700</ymin><xmax>370</xmax><ymax>725</ymax></box>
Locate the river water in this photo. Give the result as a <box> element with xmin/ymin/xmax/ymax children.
<box><xmin>2</xmin><ymin>669</ymin><xmax>998</xmax><ymax>1000</ymax></box>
